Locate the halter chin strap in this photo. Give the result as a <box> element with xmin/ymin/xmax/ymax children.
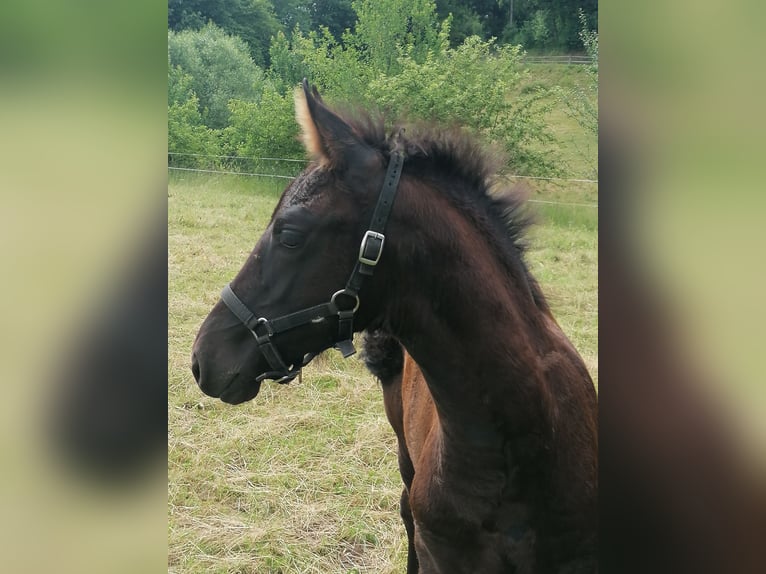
<box><xmin>220</xmin><ymin>150</ymin><xmax>404</xmax><ymax>383</ymax></box>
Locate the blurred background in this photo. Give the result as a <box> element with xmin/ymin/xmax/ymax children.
<box><xmin>0</xmin><ymin>1</ymin><xmax>166</xmax><ymax>572</ymax></box>
<box><xmin>600</xmin><ymin>1</ymin><xmax>766</xmax><ymax>571</ymax></box>
<box><xmin>601</xmin><ymin>0</ymin><xmax>765</xmax><ymax>470</ymax></box>
<box><xmin>0</xmin><ymin>0</ymin><xmax>764</xmax><ymax>572</ymax></box>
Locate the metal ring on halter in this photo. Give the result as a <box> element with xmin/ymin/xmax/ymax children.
<box><xmin>252</xmin><ymin>317</ymin><xmax>274</xmax><ymax>343</ymax></box>
<box><xmin>329</xmin><ymin>289</ymin><xmax>360</xmax><ymax>314</ymax></box>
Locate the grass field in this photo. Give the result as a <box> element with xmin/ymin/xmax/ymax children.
<box><xmin>169</xmin><ymin>64</ymin><xmax>597</xmax><ymax>573</ymax></box>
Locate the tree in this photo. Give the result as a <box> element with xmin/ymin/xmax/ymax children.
<box><xmin>168</xmin><ymin>0</ymin><xmax>282</xmax><ymax>66</ymax></box>
<box><xmin>168</xmin><ymin>23</ymin><xmax>267</xmax><ymax>129</ymax></box>
<box><xmin>168</xmin><ymin>54</ymin><xmax>195</xmax><ymax>107</ymax></box>
<box><xmin>499</xmin><ymin>0</ymin><xmax>598</xmax><ymax>51</ymax></box>
<box><xmin>435</xmin><ymin>1</ymin><xmax>484</xmax><ymax>46</ymax></box>
<box><xmin>351</xmin><ymin>0</ymin><xmax>445</xmax><ymax>75</ymax></box>
<box><xmin>434</xmin><ymin>0</ymin><xmax>506</xmax><ymax>46</ymax></box>
<box><xmin>271</xmin><ymin>0</ymin><xmax>312</xmax><ymax>33</ymax></box>
<box><xmin>309</xmin><ymin>0</ymin><xmax>357</xmax><ymax>40</ymax></box>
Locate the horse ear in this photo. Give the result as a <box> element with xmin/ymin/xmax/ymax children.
<box><xmin>294</xmin><ymin>79</ymin><xmax>375</xmax><ymax>170</ymax></box>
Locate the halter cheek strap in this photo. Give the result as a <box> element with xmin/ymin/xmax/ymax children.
<box><xmin>220</xmin><ymin>150</ymin><xmax>404</xmax><ymax>383</ymax></box>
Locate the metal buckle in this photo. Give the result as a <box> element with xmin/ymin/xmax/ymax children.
<box><xmin>358</xmin><ymin>230</ymin><xmax>385</xmax><ymax>266</ymax></box>
<box><xmin>252</xmin><ymin>317</ymin><xmax>274</xmax><ymax>344</ymax></box>
<box><xmin>330</xmin><ymin>289</ymin><xmax>360</xmax><ymax>315</ymax></box>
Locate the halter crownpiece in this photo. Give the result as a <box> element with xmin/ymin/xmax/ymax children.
<box><xmin>220</xmin><ymin>148</ymin><xmax>405</xmax><ymax>383</ymax></box>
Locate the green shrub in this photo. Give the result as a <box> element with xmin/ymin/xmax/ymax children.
<box><xmin>368</xmin><ymin>37</ymin><xmax>558</xmax><ymax>175</ymax></box>
<box><xmin>288</xmin><ymin>27</ymin><xmax>370</xmax><ymax>102</ymax></box>
<box><xmin>168</xmin><ymin>95</ymin><xmax>222</xmax><ymax>167</ymax></box>
<box><xmin>168</xmin><ymin>23</ymin><xmax>267</xmax><ymax>129</ymax></box>
<box><xmin>351</xmin><ymin>0</ymin><xmax>444</xmax><ymax>75</ymax></box>
<box><xmin>168</xmin><ymin>57</ymin><xmax>194</xmax><ymax>107</ymax></box>
<box><xmin>268</xmin><ymin>30</ymin><xmax>310</xmax><ymax>94</ymax></box>
<box><xmin>222</xmin><ymin>88</ymin><xmax>305</xmax><ymax>175</ymax></box>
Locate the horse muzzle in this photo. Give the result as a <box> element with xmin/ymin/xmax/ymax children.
<box><xmin>190</xmin><ymin>345</ymin><xmax>258</xmax><ymax>402</ymax></box>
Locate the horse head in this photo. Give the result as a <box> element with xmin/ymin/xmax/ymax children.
<box><xmin>191</xmin><ymin>80</ymin><xmax>398</xmax><ymax>404</ymax></box>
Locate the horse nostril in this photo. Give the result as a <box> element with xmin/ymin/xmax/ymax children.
<box><xmin>191</xmin><ymin>353</ymin><xmax>201</xmax><ymax>384</ymax></box>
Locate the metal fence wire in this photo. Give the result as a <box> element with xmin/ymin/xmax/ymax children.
<box><xmin>168</xmin><ymin>152</ymin><xmax>598</xmax><ymax>208</ymax></box>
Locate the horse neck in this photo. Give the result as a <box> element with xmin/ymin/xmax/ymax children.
<box><xmin>380</xmin><ymin>181</ymin><xmax>596</xmax><ymax>462</ymax></box>
<box><xmin>375</xmin><ymin>178</ymin><xmax>599</xmax><ymax>561</ymax></box>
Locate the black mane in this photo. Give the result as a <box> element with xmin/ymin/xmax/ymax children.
<box><xmin>340</xmin><ymin>110</ymin><xmax>549</xmax><ymax>312</ymax></box>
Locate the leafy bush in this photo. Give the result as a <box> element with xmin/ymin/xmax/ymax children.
<box><xmin>280</xmin><ymin>27</ymin><xmax>370</xmax><ymax>102</ymax></box>
<box><xmin>268</xmin><ymin>0</ymin><xmax>448</xmax><ymax>101</ymax></box>
<box><xmin>168</xmin><ymin>95</ymin><xmax>222</xmax><ymax>167</ymax></box>
<box><xmin>222</xmin><ymin>88</ymin><xmax>305</xmax><ymax>175</ymax></box>
<box><xmin>263</xmin><ymin>3</ymin><xmax>558</xmax><ymax>175</ymax></box>
<box><xmin>351</xmin><ymin>0</ymin><xmax>444</xmax><ymax>75</ymax></box>
<box><xmin>168</xmin><ymin>23</ymin><xmax>267</xmax><ymax>129</ymax></box>
<box><xmin>368</xmin><ymin>37</ymin><xmax>558</xmax><ymax>175</ymax></box>
<box><xmin>268</xmin><ymin>30</ymin><xmax>310</xmax><ymax>94</ymax></box>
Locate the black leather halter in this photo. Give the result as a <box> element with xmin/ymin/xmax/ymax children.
<box><xmin>220</xmin><ymin>150</ymin><xmax>404</xmax><ymax>384</ymax></box>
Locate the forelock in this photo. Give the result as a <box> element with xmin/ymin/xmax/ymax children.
<box><xmin>281</xmin><ymin>166</ymin><xmax>329</xmax><ymax>208</ymax></box>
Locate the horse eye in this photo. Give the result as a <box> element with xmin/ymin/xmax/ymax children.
<box><xmin>278</xmin><ymin>229</ymin><xmax>304</xmax><ymax>249</ymax></box>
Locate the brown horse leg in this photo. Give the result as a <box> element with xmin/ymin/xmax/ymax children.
<box><xmin>396</xmin><ymin>433</ymin><xmax>418</xmax><ymax>573</ymax></box>
<box><xmin>400</xmin><ymin>486</ymin><xmax>419</xmax><ymax>573</ymax></box>
<box><xmin>362</xmin><ymin>331</ymin><xmax>419</xmax><ymax>571</ymax></box>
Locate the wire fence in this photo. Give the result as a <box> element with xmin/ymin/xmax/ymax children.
<box><xmin>504</xmin><ymin>174</ymin><xmax>597</xmax><ymax>184</ymax></box>
<box><xmin>169</xmin><ymin>152</ymin><xmax>307</xmax><ymax>163</ymax></box>
<box><xmin>523</xmin><ymin>54</ymin><xmax>592</xmax><ymax>65</ymax></box>
<box><xmin>526</xmin><ymin>199</ymin><xmax>597</xmax><ymax>208</ymax></box>
<box><xmin>168</xmin><ymin>152</ymin><xmax>598</xmax><ymax>208</ymax></box>
<box><xmin>168</xmin><ymin>151</ymin><xmax>306</xmax><ymax>179</ymax></box>
<box><xmin>168</xmin><ymin>166</ymin><xmax>296</xmax><ymax>179</ymax></box>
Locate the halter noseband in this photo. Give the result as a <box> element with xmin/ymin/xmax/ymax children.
<box><xmin>220</xmin><ymin>150</ymin><xmax>404</xmax><ymax>384</ymax></box>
